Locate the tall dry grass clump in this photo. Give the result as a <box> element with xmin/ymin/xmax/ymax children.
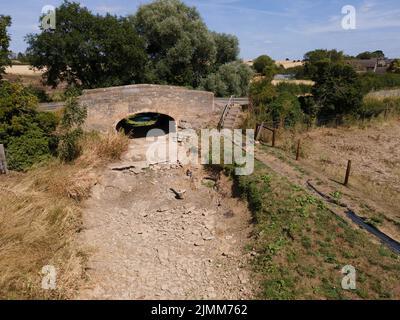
<box><xmin>78</xmin><ymin>131</ymin><xmax>129</xmax><ymax>165</ymax></box>
<box><xmin>0</xmin><ymin>131</ymin><xmax>129</xmax><ymax>299</ymax></box>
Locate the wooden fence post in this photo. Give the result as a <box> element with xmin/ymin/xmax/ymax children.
<box><xmin>296</xmin><ymin>139</ymin><xmax>301</xmax><ymax>161</ymax></box>
<box><xmin>272</xmin><ymin>128</ymin><xmax>276</xmax><ymax>147</ymax></box>
<box><xmin>344</xmin><ymin>160</ymin><xmax>352</xmax><ymax>186</ymax></box>
<box><xmin>0</xmin><ymin>144</ymin><xmax>8</xmax><ymax>174</ymax></box>
<box><xmin>256</xmin><ymin>122</ymin><xmax>264</xmax><ymax>141</ymax></box>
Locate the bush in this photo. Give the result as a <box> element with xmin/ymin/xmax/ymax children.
<box><xmin>268</xmin><ymin>92</ymin><xmax>304</xmax><ymax>127</ymax></box>
<box><xmin>6</xmin><ymin>130</ymin><xmax>52</xmax><ymax>171</ymax></box>
<box><xmin>275</xmin><ymin>82</ymin><xmax>312</xmax><ymax>96</ymax></box>
<box><xmin>0</xmin><ymin>82</ymin><xmax>58</xmax><ymax>170</ymax></box>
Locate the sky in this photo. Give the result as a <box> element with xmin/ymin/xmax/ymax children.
<box><xmin>1</xmin><ymin>0</ymin><xmax>400</xmax><ymax>60</ymax></box>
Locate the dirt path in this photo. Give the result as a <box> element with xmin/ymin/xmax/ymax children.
<box><xmin>78</xmin><ymin>138</ymin><xmax>254</xmax><ymax>300</ymax></box>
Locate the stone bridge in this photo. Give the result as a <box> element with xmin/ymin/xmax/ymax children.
<box><xmin>77</xmin><ymin>84</ymin><xmax>217</xmax><ymax>132</ymax></box>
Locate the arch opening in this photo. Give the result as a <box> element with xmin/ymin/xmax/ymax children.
<box><xmin>116</xmin><ymin>112</ymin><xmax>176</xmax><ymax>139</ymax></box>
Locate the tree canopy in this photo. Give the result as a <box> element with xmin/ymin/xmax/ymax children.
<box><xmin>0</xmin><ymin>15</ymin><xmax>11</xmax><ymax>78</ymax></box>
<box><xmin>212</xmin><ymin>32</ymin><xmax>240</xmax><ymax>68</ymax></box>
<box><xmin>200</xmin><ymin>61</ymin><xmax>253</xmax><ymax>97</ymax></box>
<box><xmin>133</xmin><ymin>0</ymin><xmax>217</xmax><ymax>87</ymax></box>
<box><xmin>253</xmin><ymin>54</ymin><xmax>276</xmax><ymax>77</ymax></box>
<box><xmin>303</xmin><ymin>49</ymin><xmax>345</xmax><ymax>78</ymax></box>
<box><xmin>26</xmin><ymin>1</ymin><xmax>148</xmax><ymax>88</ymax></box>
<box><xmin>356</xmin><ymin>50</ymin><xmax>385</xmax><ymax>60</ymax></box>
<box><xmin>26</xmin><ymin>0</ymin><xmax>242</xmax><ymax>91</ymax></box>
<box><xmin>312</xmin><ymin>62</ymin><xmax>363</xmax><ymax>117</ymax></box>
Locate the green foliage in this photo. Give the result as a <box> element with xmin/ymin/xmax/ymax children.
<box><xmin>359</xmin><ymin>73</ymin><xmax>400</xmax><ymax>94</ymax></box>
<box><xmin>279</xmin><ymin>65</ymin><xmax>308</xmax><ymax>79</ymax></box>
<box><xmin>275</xmin><ymin>82</ymin><xmax>312</xmax><ymax>96</ymax></box>
<box><xmin>26</xmin><ymin>1</ymin><xmax>147</xmax><ymax>89</ymax></box>
<box><xmin>200</xmin><ymin>61</ymin><xmax>254</xmax><ymax>97</ymax></box>
<box><xmin>253</xmin><ymin>54</ymin><xmax>276</xmax><ymax>77</ymax></box>
<box><xmin>0</xmin><ymin>82</ymin><xmax>58</xmax><ymax>170</ymax></box>
<box><xmin>212</xmin><ymin>32</ymin><xmax>239</xmax><ymax>68</ymax></box>
<box><xmin>249</xmin><ymin>78</ymin><xmax>277</xmax><ymax>106</ymax></box>
<box><xmin>356</xmin><ymin>50</ymin><xmax>385</xmax><ymax>60</ymax></box>
<box><xmin>133</xmin><ymin>0</ymin><xmax>217</xmax><ymax>88</ymax></box>
<box><xmin>0</xmin><ymin>15</ymin><xmax>11</xmax><ymax>77</ymax></box>
<box><xmin>6</xmin><ymin>130</ymin><xmax>52</xmax><ymax>171</ymax></box>
<box><xmin>312</xmin><ymin>62</ymin><xmax>363</xmax><ymax>117</ymax></box>
<box><xmin>268</xmin><ymin>92</ymin><xmax>304</xmax><ymax>127</ymax></box>
<box><xmin>57</xmin><ymin>94</ymin><xmax>87</xmax><ymax>162</ymax></box>
<box><xmin>26</xmin><ymin>0</ymin><xmax>243</xmax><ymax>91</ymax></box>
<box><xmin>303</xmin><ymin>49</ymin><xmax>345</xmax><ymax>78</ymax></box>
<box><xmin>388</xmin><ymin>59</ymin><xmax>400</xmax><ymax>74</ymax></box>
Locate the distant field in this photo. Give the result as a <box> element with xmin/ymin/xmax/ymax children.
<box><xmin>5</xmin><ymin>65</ymin><xmax>44</xmax><ymax>76</ymax></box>
<box><xmin>272</xmin><ymin>79</ymin><xmax>315</xmax><ymax>86</ymax></box>
<box><xmin>276</xmin><ymin>60</ymin><xmax>304</xmax><ymax>69</ymax></box>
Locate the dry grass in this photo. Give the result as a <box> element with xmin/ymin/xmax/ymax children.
<box><xmin>0</xmin><ymin>132</ymin><xmax>129</xmax><ymax>299</ymax></box>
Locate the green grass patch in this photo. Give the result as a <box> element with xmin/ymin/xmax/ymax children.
<box><xmin>224</xmin><ymin>160</ymin><xmax>400</xmax><ymax>300</ymax></box>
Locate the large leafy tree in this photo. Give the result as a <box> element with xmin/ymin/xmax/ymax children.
<box><xmin>253</xmin><ymin>54</ymin><xmax>276</xmax><ymax>77</ymax></box>
<box><xmin>0</xmin><ymin>15</ymin><xmax>11</xmax><ymax>78</ymax></box>
<box><xmin>356</xmin><ymin>50</ymin><xmax>385</xmax><ymax>60</ymax></box>
<box><xmin>26</xmin><ymin>1</ymin><xmax>147</xmax><ymax>89</ymax></box>
<box><xmin>312</xmin><ymin>62</ymin><xmax>363</xmax><ymax>117</ymax></box>
<box><xmin>212</xmin><ymin>32</ymin><xmax>239</xmax><ymax>68</ymax></box>
<box><xmin>133</xmin><ymin>0</ymin><xmax>217</xmax><ymax>87</ymax></box>
<box><xmin>303</xmin><ymin>49</ymin><xmax>345</xmax><ymax>78</ymax></box>
<box><xmin>200</xmin><ymin>61</ymin><xmax>253</xmax><ymax>97</ymax></box>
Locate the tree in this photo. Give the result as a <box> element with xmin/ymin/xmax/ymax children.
<box><xmin>356</xmin><ymin>50</ymin><xmax>385</xmax><ymax>60</ymax></box>
<box><xmin>253</xmin><ymin>55</ymin><xmax>276</xmax><ymax>77</ymax></box>
<box><xmin>200</xmin><ymin>61</ymin><xmax>253</xmax><ymax>97</ymax></box>
<box><xmin>133</xmin><ymin>0</ymin><xmax>217</xmax><ymax>88</ymax></box>
<box><xmin>212</xmin><ymin>32</ymin><xmax>239</xmax><ymax>68</ymax></box>
<box><xmin>312</xmin><ymin>62</ymin><xmax>363</xmax><ymax>117</ymax></box>
<box><xmin>303</xmin><ymin>49</ymin><xmax>345</xmax><ymax>78</ymax></box>
<box><xmin>0</xmin><ymin>15</ymin><xmax>11</xmax><ymax>78</ymax></box>
<box><xmin>26</xmin><ymin>1</ymin><xmax>147</xmax><ymax>89</ymax></box>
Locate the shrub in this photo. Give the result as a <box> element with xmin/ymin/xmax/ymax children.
<box><xmin>0</xmin><ymin>82</ymin><xmax>58</xmax><ymax>170</ymax></box>
<box><xmin>359</xmin><ymin>73</ymin><xmax>400</xmax><ymax>94</ymax></box>
<box><xmin>57</xmin><ymin>95</ymin><xmax>87</xmax><ymax>162</ymax></box>
<box><xmin>6</xmin><ymin>130</ymin><xmax>52</xmax><ymax>171</ymax></box>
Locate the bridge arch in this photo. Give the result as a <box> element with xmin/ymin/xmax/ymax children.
<box><xmin>116</xmin><ymin>112</ymin><xmax>177</xmax><ymax>139</ymax></box>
